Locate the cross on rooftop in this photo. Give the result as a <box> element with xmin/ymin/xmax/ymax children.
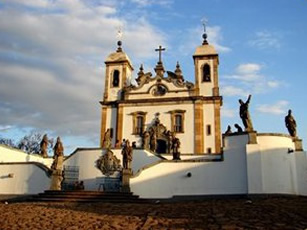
<box><xmin>155</xmin><ymin>45</ymin><xmax>166</xmax><ymax>64</ymax></box>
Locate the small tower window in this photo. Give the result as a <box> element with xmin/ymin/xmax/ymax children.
<box><xmin>206</xmin><ymin>125</ymin><xmax>211</xmax><ymax>136</ymax></box>
<box><xmin>112</xmin><ymin>70</ymin><xmax>120</xmax><ymax>87</ymax></box>
<box><xmin>202</xmin><ymin>64</ymin><xmax>211</xmax><ymax>82</ymax></box>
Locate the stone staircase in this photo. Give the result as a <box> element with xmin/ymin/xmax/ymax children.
<box><xmin>30</xmin><ymin>190</ymin><xmax>143</xmax><ymax>203</ymax></box>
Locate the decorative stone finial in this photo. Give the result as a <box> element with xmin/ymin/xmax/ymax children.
<box><xmin>201</xmin><ymin>18</ymin><xmax>209</xmax><ymax>45</ymax></box>
<box><xmin>138</xmin><ymin>64</ymin><xmax>144</xmax><ymax>76</ymax></box>
<box><xmin>175</xmin><ymin>61</ymin><xmax>182</xmax><ymax>76</ymax></box>
<box><xmin>117</xmin><ymin>40</ymin><xmax>122</xmax><ymax>52</ymax></box>
<box><xmin>116</xmin><ymin>28</ymin><xmax>123</xmax><ymax>52</ymax></box>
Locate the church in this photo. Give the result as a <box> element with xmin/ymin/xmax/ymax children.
<box><xmin>100</xmin><ymin>33</ymin><xmax>222</xmax><ymax>155</ymax></box>
<box><xmin>0</xmin><ymin>27</ymin><xmax>306</xmax><ymax>199</ymax></box>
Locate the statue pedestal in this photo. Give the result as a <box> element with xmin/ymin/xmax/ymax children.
<box><xmin>293</xmin><ymin>138</ymin><xmax>303</xmax><ymax>151</ymax></box>
<box><xmin>50</xmin><ymin>169</ymin><xmax>63</xmax><ymax>190</ymax></box>
<box><xmin>248</xmin><ymin>131</ymin><xmax>257</xmax><ymax>144</ymax></box>
<box><xmin>121</xmin><ymin>169</ymin><xmax>132</xmax><ymax>193</ymax></box>
<box><xmin>49</xmin><ymin>155</ymin><xmax>64</xmax><ymax>191</ymax></box>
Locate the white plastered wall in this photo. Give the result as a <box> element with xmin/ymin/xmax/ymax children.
<box><xmin>63</xmin><ymin>148</ymin><xmax>162</xmax><ymax>190</ymax></box>
<box><xmin>0</xmin><ymin>145</ymin><xmax>53</xmax><ymax>167</ymax></box>
<box><xmin>0</xmin><ymin>164</ymin><xmax>50</xmax><ymax>194</ymax></box>
<box><xmin>131</xmin><ymin>135</ymin><xmax>249</xmax><ymax>198</ymax></box>
<box><xmin>203</xmin><ymin>104</ymin><xmax>215</xmax><ymax>153</ymax></box>
<box><xmin>246</xmin><ymin>134</ymin><xmax>307</xmax><ymax>195</ymax></box>
<box><xmin>105</xmin><ymin>107</ymin><xmax>118</xmax><ymax>146</ymax></box>
<box><xmin>122</xmin><ymin>104</ymin><xmax>195</xmax><ymax>153</ymax></box>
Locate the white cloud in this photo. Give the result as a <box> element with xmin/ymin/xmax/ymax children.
<box><xmin>130</xmin><ymin>0</ymin><xmax>173</xmax><ymax>7</ymax></box>
<box><xmin>236</xmin><ymin>63</ymin><xmax>261</xmax><ymax>75</ymax></box>
<box><xmin>256</xmin><ymin>100</ymin><xmax>289</xmax><ymax>115</ymax></box>
<box><xmin>178</xmin><ymin>25</ymin><xmax>231</xmax><ymax>56</ymax></box>
<box><xmin>249</xmin><ymin>31</ymin><xmax>281</xmax><ymax>50</ymax></box>
<box><xmin>221</xmin><ymin>63</ymin><xmax>283</xmax><ymax>95</ymax></box>
<box><xmin>207</xmin><ymin>26</ymin><xmax>231</xmax><ymax>53</ymax></box>
<box><xmin>220</xmin><ymin>85</ymin><xmax>247</xmax><ymax>97</ymax></box>
<box><xmin>0</xmin><ymin>0</ymin><xmax>167</xmax><ymax>146</ymax></box>
<box><xmin>0</xmin><ymin>125</ymin><xmax>13</xmax><ymax>132</ymax></box>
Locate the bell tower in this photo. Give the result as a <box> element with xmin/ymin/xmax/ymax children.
<box><xmin>192</xmin><ymin>22</ymin><xmax>222</xmax><ymax>154</ymax></box>
<box><xmin>103</xmin><ymin>41</ymin><xmax>134</xmax><ymax>102</ymax></box>
<box><xmin>100</xmin><ymin>40</ymin><xmax>134</xmax><ymax>147</ymax></box>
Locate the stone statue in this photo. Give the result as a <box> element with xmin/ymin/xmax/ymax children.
<box><xmin>51</xmin><ymin>137</ymin><xmax>64</xmax><ymax>170</ymax></box>
<box><xmin>285</xmin><ymin>109</ymin><xmax>297</xmax><ymax>137</ymax></box>
<box><xmin>225</xmin><ymin>125</ymin><xmax>232</xmax><ymax>135</ymax></box>
<box><xmin>150</xmin><ymin>130</ymin><xmax>157</xmax><ymax>152</ymax></box>
<box><xmin>239</xmin><ymin>95</ymin><xmax>253</xmax><ymax>131</ymax></box>
<box><xmin>234</xmin><ymin>124</ymin><xmax>243</xmax><ymax>133</ymax></box>
<box><xmin>142</xmin><ymin>131</ymin><xmax>150</xmax><ymax>150</ymax></box>
<box><xmin>50</xmin><ymin>137</ymin><xmax>64</xmax><ymax>190</ymax></box>
<box><xmin>40</xmin><ymin>134</ymin><xmax>48</xmax><ymax>158</ymax></box>
<box><xmin>171</xmin><ymin>136</ymin><xmax>181</xmax><ymax>160</ymax></box>
<box><xmin>102</xmin><ymin>129</ymin><xmax>112</xmax><ymax>149</ymax></box>
<box><xmin>122</xmin><ymin>140</ymin><xmax>133</xmax><ymax>170</ymax></box>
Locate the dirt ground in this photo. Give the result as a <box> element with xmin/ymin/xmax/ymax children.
<box><xmin>0</xmin><ymin>196</ymin><xmax>306</xmax><ymax>230</ymax></box>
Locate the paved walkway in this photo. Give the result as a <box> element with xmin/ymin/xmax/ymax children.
<box><xmin>0</xmin><ymin>197</ymin><xmax>306</xmax><ymax>229</ymax></box>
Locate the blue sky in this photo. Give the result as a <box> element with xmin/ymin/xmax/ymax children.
<box><xmin>0</xmin><ymin>0</ymin><xmax>306</xmax><ymax>154</ymax></box>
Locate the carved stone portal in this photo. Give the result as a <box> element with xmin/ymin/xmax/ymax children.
<box><xmin>142</xmin><ymin>117</ymin><xmax>175</xmax><ymax>154</ymax></box>
<box><xmin>96</xmin><ymin>149</ymin><xmax>121</xmax><ymax>176</ymax></box>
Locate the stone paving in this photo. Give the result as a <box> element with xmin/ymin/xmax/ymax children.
<box><xmin>0</xmin><ymin>196</ymin><xmax>306</xmax><ymax>229</ymax></box>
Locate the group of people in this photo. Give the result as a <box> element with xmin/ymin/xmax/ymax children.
<box><xmin>225</xmin><ymin>94</ymin><xmax>298</xmax><ymax>138</ymax></box>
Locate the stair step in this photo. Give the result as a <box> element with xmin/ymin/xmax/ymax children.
<box><xmin>35</xmin><ymin>195</ymin><xmax>139</xmax><ymax>200</ymax></box>
<box><xmin>29</xmin><ymin>190</ymin><xmax>142</xmax><ymax>203</ymax></box>
<box><xmin>30</xmin><ymin>197</ymin><xmax>147</xmax><ymax>203</ymax></box>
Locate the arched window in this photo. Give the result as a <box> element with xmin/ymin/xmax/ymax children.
<box><xmin>112</xmin><ymin>70</ymin><xmax>120</xmax><ymax>87</ymax></box>
<box><xmin>202</xmin><ymin>64</ymin><xmax>211</xmax><ymax>82</ymax></box>
<box><xmin>136</xmin><ymin>116</ymin><xmax>144</xmax><ymax>135</ymax></box>
<box><xmin>174</xmin><ymin>114</ymin><xmax>183</xmax><ymax>132</ymax></box>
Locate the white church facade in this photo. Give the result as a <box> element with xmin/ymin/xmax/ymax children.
<box><xmin>100</xmin><ymin>38</ymin><xmax>222</xmax><ymax>155</ymax></box>
<box><xmin>0</xmin><ymin>29</ymin><xmax>307</xmax><ymax>199</ymax></box>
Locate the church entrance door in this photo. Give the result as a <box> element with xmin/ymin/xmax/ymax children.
<box><xmin>156</xmin><ymin>139</ymin><xmax>167</xmax><ymax>154</ymax></box>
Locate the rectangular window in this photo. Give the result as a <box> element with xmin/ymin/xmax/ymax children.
<box><xmin>207</xmin><ymin>148</ymin><xmax>212</xmax><ymax>154</ymax></box>
<box><xmin>136</xmin><ymin>116</ymin><xmax>144</xmax><ymax>135</ymax></box>
<box><xmin>206</xmin><ymin>125</ymin><xmax>211</xmax><ymax>136</ymax></box>
<box><xmin>174</xmin><ymin>114</ymin><xmax>183</xmax><ymax>133</ymax></box>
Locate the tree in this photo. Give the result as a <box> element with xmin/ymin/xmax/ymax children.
<box><xmin>1</xmin><ymin>132</ymin><xmax>54</xmax><ymax>155</ymax></box>
<box><xmin>0</xmin><ymin>137</ymin><xmax>16</xmax><ymax>148</ymax></box>
<box><xmin>17</xmin><ymin>132</ymin><xmax>54</xmax><ymax>155</ymax></box>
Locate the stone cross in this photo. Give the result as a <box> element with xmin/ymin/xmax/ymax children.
<box><xmin>155</xmin><ymin>45</ymin><xmax>166</xmax><ymax>63</ymax></box>
<box><xmin>116</xmin><ymin>27</ymin><xmax>123</xmax><ymax>40</ymax></box>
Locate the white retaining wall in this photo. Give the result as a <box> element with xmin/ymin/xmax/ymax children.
<box><xmin>0</xmin><ymin>134</ymin><xmax>306</xmax><ymax>197</ymax></box>
<box><xmin>247</xmin><ymin>134</ymin><xmax>307</xmax><ymax>196</ymax></box>
<box><xmin>0</xmin><ymin>163</ymin><xmax>50</xmax><ymax>194</ymax></box>
<box><xmin>63</xmin><ymin>148</ymin><xmax>162</xmax><ymax>190</ymax></box>
<box><xmin>131</xmin><ymin>135</ymin><xmax>249</xmax><ymax>198</ymax></box>
<box><xmin>0</xmin><ymin>144</ymin><xmax>53</xmax><ymax>168</ymax></box>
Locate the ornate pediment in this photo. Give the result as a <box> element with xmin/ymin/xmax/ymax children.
<box><xmin>123</xmin><ymin>62</ymin><xmax>194</xmax><ymax>98</ymax></box>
